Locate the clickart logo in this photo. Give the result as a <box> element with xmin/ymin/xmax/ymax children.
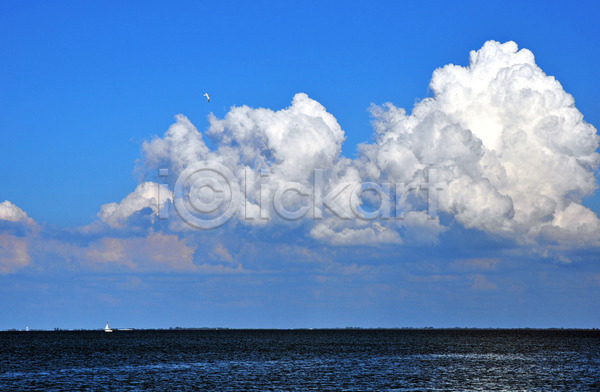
<box><xmin>159</xmin><ymin>162</ymin><xmax>443</xmax><ymax>230</ymax></box>
<box><xmin>172</xmin><ymin>162</ymin><xmax>241</xmax><ymax>230</ymax></box>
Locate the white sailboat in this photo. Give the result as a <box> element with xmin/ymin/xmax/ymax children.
<box><xmin>104</xmin><ymin>321</ymin><xmax>113</xmax><ymax>333</ymax></box>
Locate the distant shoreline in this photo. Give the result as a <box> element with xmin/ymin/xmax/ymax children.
<box><xmin>2</xmin><ymin>327</ymin><xmax>599</xmax><ymax>332</ymax></box>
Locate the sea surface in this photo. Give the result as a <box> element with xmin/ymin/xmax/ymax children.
<box><xmin>1</xmin><ymin>329</ymin><xmax>599</xmax><ymax>391</ymax></box>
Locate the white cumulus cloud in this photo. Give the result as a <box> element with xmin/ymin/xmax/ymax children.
<box><xmin>363</xmin><ymin>40</ymin><xmax>599</xmax><ymax>244</ymax></box>
<box><xmin>115</xmin><ymin>40</ymin><xmax>599</xmax><ymax>249</ymax></box>
<box><xmin>99</xmin><ymin>182</ymin><xmax>172</xmax><ymax>228</ymax></box>
<box><xmin>0</xmin><ymin>200</ymin><xmax>34</xmax><ymax>224</ymax></box>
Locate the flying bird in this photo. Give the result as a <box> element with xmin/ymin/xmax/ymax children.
<box><xmin>204</xmin><ymin>93</ymin><xmax>210</xmax><ymax>102</ymax></box>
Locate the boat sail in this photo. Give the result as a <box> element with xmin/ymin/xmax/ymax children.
<box><xmin>104</xmin><ymin>321</ymin><xmax>113</xmax><ymax>333</ymax></box>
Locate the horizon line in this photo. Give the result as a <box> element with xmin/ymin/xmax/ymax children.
<box><xmin>3</xmin><ymin>326</ymin><xmax>600</xmax><ymax>332</ymax></box>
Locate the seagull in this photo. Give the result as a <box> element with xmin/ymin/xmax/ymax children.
<box><xmin>203</xmin><ymin>93</ymin><xmax>210</xmax><ymax>102</ymax></box>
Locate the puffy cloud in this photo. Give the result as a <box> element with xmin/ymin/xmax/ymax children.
<box><xmin>364</xmin><ymin>40</ymin><xmax>599</xmax><ymax>244</ymax></box>
<box><xmin>142</xmin><ymin>114</ymin><xmax>210</xmax><ymax>173</ymax></box>
<box><xmin>206</xmin><ymin>92</ymin><xmax>346</xmax><ymax>179</ymax></box>
<box><xmin>0</xmin><ymin>201</ymin><xmax>35</xmax><ymax>274</ymax></box>
<box><xmin>0</xmin><ymin>201</ymin><xmax>34</xmax><ymax>224</ymax></box>
<box><xmin>137</xmin><ymin>93</ymin><xmax>435</xmax><ymax>240</ymax></box>
<box><xmin>117</xmin><ymin>40</ymin><xmax>599</xmax><ymax>250</ymax></box>
<box><xmin>138</xmin><ymin>93</ymin><xmax>356</xmax><ymax>231</ymax></box>
<box><xmin>540</xmin><ymin>202</ymin><xmax>600</xmax><ymax>246</ymax></box>
<box><xmin>99</xmin><ymin>182</ymin><xmax>172</xmax><ymax>228</ymax></box>
<box><xmin>310</xmin><ymin>220</ymin><xmax>403</xmax><ymax>246</ymax></box>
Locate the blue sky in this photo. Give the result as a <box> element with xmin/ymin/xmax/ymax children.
<box><xmin>1</xmin><ymin>1</ymin><xmax>599</xmax><ymax>329</ymax></box>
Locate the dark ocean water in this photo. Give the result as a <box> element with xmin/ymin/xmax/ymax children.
<box><xmin>0</xmin><ymin>329</ymin><xmax>599</xmax><ymax>391</ymax></box>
